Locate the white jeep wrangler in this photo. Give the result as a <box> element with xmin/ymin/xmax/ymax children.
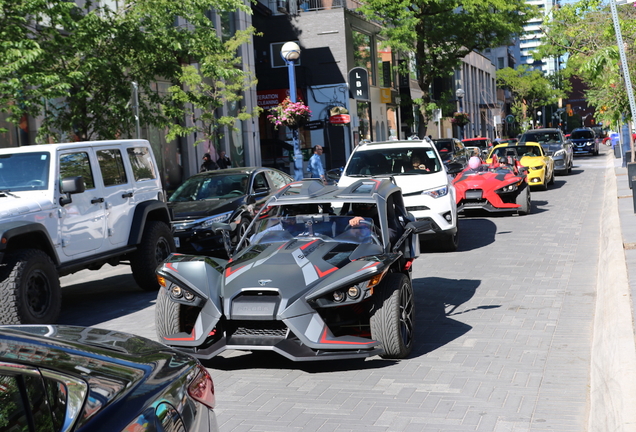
<box><xmin>0</xmin><ymin>139</ymin><xmax>175</xmax><ymax>324</ymax></box>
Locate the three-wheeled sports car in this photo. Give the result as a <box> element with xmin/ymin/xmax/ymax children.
<box><xmin>453</xmin><ymin>157</ymin><xmax>531</xmax><ymax>215</ymax></box>
<box><xmin>154</xmin><ymin>179</ymin><xmax>432</xmax><ymax>361</ymax></box>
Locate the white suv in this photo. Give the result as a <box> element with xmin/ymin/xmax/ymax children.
<box><xmin>0</xmin><ymin>139</ymin><xmax>175</xmax><ymax>324</ymax></box>
<box><xmin>338</xmin><ymin>139</ymin><xmax>458</xmax><ymax>251</ymax></box>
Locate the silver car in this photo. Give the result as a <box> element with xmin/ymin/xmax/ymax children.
<box><xmin>519</xmin><ymin>128</ymin><xmax>573</xmax><ymax>174</ymax></box>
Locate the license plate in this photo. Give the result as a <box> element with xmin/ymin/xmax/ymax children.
<box><xmin>466</xmin><ymin>190</ymin><xmax>483</xmax><ymax>200</ymax></box>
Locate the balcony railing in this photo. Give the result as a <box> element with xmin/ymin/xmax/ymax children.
<box><xmin>259</xmin><ymin>0</ymin><xmax>363</xmax><ymax>15</ymax></box>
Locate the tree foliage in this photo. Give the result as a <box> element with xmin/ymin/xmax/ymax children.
<box><xmin>0</xmin><ymin>0</ymin><xmax>257</xmax><ymax>144</ymax></box>
<box><xmin>359</xmin><ymin>0</ymin><xmax>536</xmax><ymax>134</ymax></box>
<box><xmin>539</xmin><ymin>0</ymin><xmax>636</xmax><ymax>127</ymax></box>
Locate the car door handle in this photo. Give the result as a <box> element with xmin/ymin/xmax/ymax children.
<box><xmin>91</xmin><ymin>197</ymin><xmax>105</xmax><ymax>204</ymax></box>
<box><xmin>122</xmin><ymin>192</ymin><xmax>133</xmax><ymax>198</ymax></box>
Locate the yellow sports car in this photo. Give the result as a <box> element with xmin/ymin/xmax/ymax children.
<box><xmin>487</xmin><ymin>142</ymin><xmax>555</xmax><ymax>190</ymax></box>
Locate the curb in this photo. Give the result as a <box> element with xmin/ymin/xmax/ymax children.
<box><xmin>588</xmin><ymin>151</ymin><xmax>636</xmax><ymax>431</ymax></box>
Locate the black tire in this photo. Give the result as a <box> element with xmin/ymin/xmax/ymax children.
<box><xmin>0</xmin><ymin>249</ymin><xmax>61</xmax><ymax>324</ymax></box>
<box><xmin>155</xmin><ymin>288</ymin><xmax>181</xmax><ymax>340</ymax></box>
<box><xmin>131</xmin><ymin>220</ymin><xmax>175</xmax><ymax>291</ymax></box>
<box><xmin>548</xmin><ymin>168</ymin><xmax>555</xmax><ymax>185</ymax></box>
<box><xmin>370</xmin><ymin>273</ymin><xmax>414</xmax><ymax>359</ymax></box>
<box><xmin>516</xmin><ymin>186</ymin><xmax>531</xmax><ymax>215</ymax></box>
<box><xmin>234</xmin><ymin>217</ymin><xmax>251</xmax><ymax>245</ymax></box>
<box><xmin>437</xmin><ymin>229</ymin><xmax>459</xmax><ymax>252</ymax></box>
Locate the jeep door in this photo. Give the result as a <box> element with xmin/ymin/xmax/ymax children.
<box><xmin>58</xmin><ymin>150</ymin><xmax>106</xmax><ymax>256</ymax></box>
<box><xmin>94</xmin><ymin>147</ymin><xmax>134</xmax><ymax>246</ymax></box>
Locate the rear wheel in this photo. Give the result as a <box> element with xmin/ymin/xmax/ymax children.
<box><xmin>0</xmin><ymin>249</ymin><xmax>61</xmax><ymax>324</ymax></box>
<box><xmin>516</xmin><ymin>186</ymin><xmax>531</xmax><ymax>215</ymax></box>
<box><xmin>131</xmin><ymin>221</ymin><xmax>175</xmax><ymax>291</ymax></box>
<box><xmin>370</xmin><ymin>273</ymin><xmax>414</xmax><ymax>359</ymax></box>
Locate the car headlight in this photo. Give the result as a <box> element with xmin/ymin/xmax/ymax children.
<box><xmin>423</xmin><ymin>186</ymin><xmax>448</xmax><ymax>198</ymax></box>
<box><xmin>199</xmin><ymin>211</ymin><xmax>233</xmax><ymax>228</ymax></box>
<box><xmin>530</xmin><ymin>165</ymin><xmax>543</xmax><ymax>171</ymax></box>
<box><xmin>553</xmin><ymin>149</ymin><xmax>565</xmax><ymax>157</ymax></box>
<box><xmin>497</xmin><ymin>181</ymin><xmax>520</xmax><ymax>193</ymax></box>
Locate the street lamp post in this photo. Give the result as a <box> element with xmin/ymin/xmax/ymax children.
<box><xmin>281</xmin><ymin>42</ymin><xmax>304</xmax><ymax>181</ymax></box>
<box><xmin>456</xmin><ymin>88</ymin><xmax>465</xmax><ymax>140</ymax></box>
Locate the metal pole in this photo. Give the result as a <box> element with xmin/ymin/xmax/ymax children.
<box><xmin>285</xmin><ymin>58</ymin><xmax>303</xmax><ymax>181</ymax></box>
<box><xmin>132</xmin><ymin>81</ymin><xmax>141</xmax><ymax>139</ymax></box>
<box><xmin>610</xmin><ymin>0</ymin><xmax>636</xmax><ymax>164</ymax></box>
<box><xmin>458</xmin><ymin>97</ymin><xmax>464</xmax><ymax>140</ymax></box>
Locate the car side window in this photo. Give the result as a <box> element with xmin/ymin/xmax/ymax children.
<box><xmin>59</xmin><ymin>152</ymin><xmax>95</xmax><ymax>190</ymax></box>
<box><xmin>97</xmin><ymin>149</ymin><xmax>128</xmax><ymax>187</ymax></box>
<box><xmin>126</xmin><ymin>147</ymin><xmax>157</xmax><ymax>181</ymax></box>
<box><xmin>0</xmin><ymin>373</ymin><xmax>57</xmax><ymax>432</ymax></box>
<box><xmin>265</xmin><ymin>170</ymin><xmax>289</xmax><ymax>190</ymax></box>
<box><xmin>253</xmin><ymin>173</ymin><xmax>269</xmax><ymax>192</ymax></box>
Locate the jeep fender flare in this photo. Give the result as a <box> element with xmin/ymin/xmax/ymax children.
<box><xmin>0</xmin><ymin>221</ymin><xmax>59</xmax><ymax>266</ymax></box>
<box><xmin>128</xmin><ymin>200</ymin><xmax>172</xmax><ymax>246</ymax></box>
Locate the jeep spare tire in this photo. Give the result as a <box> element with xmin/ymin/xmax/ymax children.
<box><xmin>131</xmin><ymin>221</ymin><xmax>175</xmax><ymax>291</ymax></box>
<box><xmin>0</xmin><ymin>249</ymin><xmax>61</xmax><ymax>324</ymax></box>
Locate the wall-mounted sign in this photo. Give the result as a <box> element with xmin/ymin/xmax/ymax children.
<box><xmin>330</xmin><ymin>114</ymin><xmax>351</xmax><ymax>125</ymax></box>
<box><xmin>348</xmin><ymin>67</ymin><xmax>369</xmax><ymax>101</ymax></box>
<box><xmin>380</xmin><ymin>88</ymin><xmax>391</xmax><ymax>104</ymax></box>
<box><xmin>305</xmin><ymin>120</ymin><xmax>324</xmax><ymax>130</ymax></box>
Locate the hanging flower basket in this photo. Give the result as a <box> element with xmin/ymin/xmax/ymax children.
<box><xmin>451</xmin><ymin>112</ymin><xmax>470</xmax><ymax>127</ymax></box>
<box><xmin>268</xmin><ymin>97</ymin><xmax>312</xmax><ymax>129</ymax></box>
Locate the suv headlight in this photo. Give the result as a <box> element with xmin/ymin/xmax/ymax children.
<box><xmin>199</xmin><ymin>211</ymin><xmax>233</xmax><ymax>228</ymax></box>
<box><xmin>423</xmin><ymin>186</ymin><xmax>448</xmax><ymax>198</ymax></box>
<box><xmin>553</xmin><ymin>149</ymin><xmax>565</xmax><ymax>157</ymax></box>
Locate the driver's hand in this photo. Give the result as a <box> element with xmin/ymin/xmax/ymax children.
<box><xmin>349</xmin><ymin>216</ymin><xmax>364</xmax><ymax>227</ymax></box>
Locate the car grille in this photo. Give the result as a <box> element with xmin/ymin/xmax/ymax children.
<box><xmin>234</xmin><ymin>323</ymin><xmax>288</xmax><ymax>337</ymax></box>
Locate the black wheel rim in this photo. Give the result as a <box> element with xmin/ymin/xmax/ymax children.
<box><xmin>155</xmin><ymin>237</ymin><xmax>171</xmax><ymax>263</ymax></box>
<box><xmin>26</xmin><ymin>269</ymin><xmax>51</xmax><ymax>318</ymax></box>
<box><xmin>399</xmin><ymin>284</ymin><xmax>414</xmax><ymax>348</ymax></box>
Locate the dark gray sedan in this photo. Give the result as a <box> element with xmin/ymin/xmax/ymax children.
<box><xmin>519</xmin><ymin>128</ymin><xmax>573</xmax><ymax>174</ymax></box>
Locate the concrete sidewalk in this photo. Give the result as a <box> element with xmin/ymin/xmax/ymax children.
<box><xmin>588</xmin><ymin>149</ymin><xmax>636</xmax><ymax>431</ymax></box>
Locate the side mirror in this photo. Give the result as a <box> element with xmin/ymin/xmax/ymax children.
<box><xmin>59</xmin><ymin>176</ymin><xmax>85</xmax><ymax>206</ymax></box>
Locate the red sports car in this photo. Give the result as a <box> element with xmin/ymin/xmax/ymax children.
<box><xmin>453</xmin><ymin>158</ymin><xmax>531</xmax><ymax>215</ymax></box>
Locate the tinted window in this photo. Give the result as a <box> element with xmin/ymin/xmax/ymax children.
<box><xmin>126</xmin><ymin>147</ymin><xmax>157</xmax><ymax>181</ymax></box>
<box><xmin>253</xmin><ymin>173</ymin><xmax>268</xmax><ymax>192</ymax></box>
<box><xmin>0</xmin><ymin>152</ymin><xmax>50</xmax><ymax>192</ymax></box>
<box><xmin>521</xmin><ymin>132</ymin><xmax>562</xmax><ymax>144</ymax></box>
<box><xmin>345</xmin><ymin>147</ymin><xmax>441</xmax><ymax>176</ymax></box>
<box><xmin>97</xmin><ymin>149</ymin><xmax>128</xmax><ymax>187</ymax></box>
<box><xmin>0</xmin><ymin>373</ymin><xmax>56</xmax><ymax>432</ymax></box>
<box><xmin>571</xmin><ymin>130</ymin><xmax>594</xmax><ymax>139</ymax></box>
<box><xmin>60</xmin><ymin>152</ymin><xmax>95</xmax><ymax>189</ymax></box>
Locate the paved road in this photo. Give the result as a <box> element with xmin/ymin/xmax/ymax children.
<box><xmin>59</xmin><ymin>149</ymin><xmax>608</xmax><ymax>431</ymax></box>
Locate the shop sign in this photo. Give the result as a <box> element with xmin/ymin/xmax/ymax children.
<box><xmin>348</xmin><ymin>67</ymin><xmax>369</xmax><ymax>101</ymax></box>
<box><xmin>330</xmin><ymin>114</ymin><xmax>351</xmax><ymax>125</ymax></box>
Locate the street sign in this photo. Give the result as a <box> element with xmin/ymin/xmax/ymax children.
<box><xmin>506</xmin><ymin>115</ymin><xmax>515</xmax><ymax>124</ymax></box>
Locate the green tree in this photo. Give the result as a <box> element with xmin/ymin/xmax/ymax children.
<box><xmin>359</xmin><ymin>0</ymin><xmax>536</xmax><ymax>136</ymax></box>
<box><xmin>539</xmin><ymin>0</ymin><xmax>636</xmax><ymax>128</ymax></box>
<box><xmin>0</xmin><ymin>0</ymin><xmax>258</xmax><ymax>144</ymax></box>
<box><xmin>496</xmin><ymin>66</ymin><xmax>563</xmax><ymax>131</ymax></box>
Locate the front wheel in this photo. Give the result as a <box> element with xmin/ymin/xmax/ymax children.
<box><xmin>370</xmin><ymin>273</ymin><xmax>415</xmax><ymax>359</ymax></box>
<box><xmin>155</xmin><ymin>288</ymin><xmax>181</xmax><ymax>341</ymax></box>
<box><xmin>516</xmin><ymin>186</ymin><xmax>531</xmax><ymax>215</ymax></box>
<box><xmin>131</xmin><ymin>221</ymin><xmax>175</xmax><ymax>291</ymax></box>
<box><xmin>0</xmin><ymin>249</ymin><xmax>61</xmax><ymax>324</ymax></box>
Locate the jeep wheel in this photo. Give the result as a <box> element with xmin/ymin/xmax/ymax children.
<box><xmin>370</xmin><ymin>273</ymin><xmax>414</xmax><ymax>359</ymax></box>
<box><xmin>155</xmin><ymin>288</ymin><xmax>181</xmax><ymax>340</ymax></box>
<box><xmin>131</xmin><ymin>221</ymin><xmax>175</xmax><ymax>291</ymax></box>
<box><xmin>0</xmin><ymin>249</ymin><xmax>61</xmax><ymax>324</ymax></box>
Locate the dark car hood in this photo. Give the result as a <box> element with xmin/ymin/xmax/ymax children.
<box><xmin>169</xmin><ymin>196</ymin><xmax>244</xmax><ymax>221</ymax></box>
<box><xmin>223</xmin><ymin>239</ymin><xmax>389</xmax><ymax>298</ymax></box>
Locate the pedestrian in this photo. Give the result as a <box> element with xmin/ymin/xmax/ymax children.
<box><xmin>308</xmin><ymin>145</ymin><xmax>325</xmax><ymax>184</ymax></box>
<box><xmin>200</xmin><ymin>153</ymin><xmax>218</xmax><ymax>172</ymax></box>
<box><xmin>217</xmin><ymin>150</ymin><xmax>232</xmax><ymax>169</ymax></box>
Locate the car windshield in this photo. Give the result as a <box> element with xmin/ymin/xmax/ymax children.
<box><xmin>571</xmin><ymin>130</ymin><xmax>594</xmax><ymax>139</ymax></box>
<box><xmin>491</xmin><ymin>146</ymin><xmax>542</xmax><ymax>158</ymax></box>
<box><xmin>0</xmin><ymin>152</ymin><xmax>50</xmax><ymax>192</ymax></box>
<box><xmin>344</xmin><ymin>147</ymin><xmax>442</xmax><ymax>176</ymax></box>
<box><xmin>520</xmin><ymin>132</ymin><xmax>561</xmax><ymax>144</ymax></box>
<box><xmin>433</xmin><ymin>140</ymin><xmax>454</xmax><ymax>161</ymax></box>
<box><xmin>250</xmin><ymin>215</ymin><xmax>381</xmax><ymax>246</ymax></box>
<box><xmin>169</xmin><ymin>173</ymin><xmax>249</xmax><ymax>202</ymax></box>
<box><xmin>463</xmin><ymin>139</ymin><xmax>489</xmax><ymax>149</ymax></box>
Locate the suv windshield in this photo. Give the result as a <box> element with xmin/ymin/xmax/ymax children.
<box><xmin>520</xmin><ymin>131</ymin><xmax>562</xmax><ymax>144</ymax></box>
<box><xmin>571</xmin><ymin>130</ymin><xmax>594</xmax><ymax>139</ymax></box>
<box><xmin>0</xmin><ymin>152</ymin><xmax>50</xmax><ymax>191</ymax></box>
<box><xmin>169</xmin><ymin>173</ymin><xmax>249</xmax><ymax>201</ymax></box>
<box><xmin>344</xmin><ymin>147</ymin><xmax>442</xmax><ymax>176</ymax></box>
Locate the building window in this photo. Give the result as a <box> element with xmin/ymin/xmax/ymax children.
<box><xmin>497</xmin><ymin>57</ymin><xmax>505</xmax><ymax>69</ymax></box>
<box><xmin>353</xmin><ymin>30</ymin><xmax>374</xmax><ymax>85</ymax></box>
<box><xmin>270</xmin><ymin>41</ymin><xmax>301</xmax><ymax>69</ymax></box>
